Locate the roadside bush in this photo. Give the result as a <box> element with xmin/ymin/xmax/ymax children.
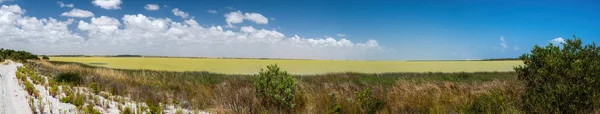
<box><xmin>355</xmin><ymin>88</ymin><xmax>384</xmax><ymax>114</ymax></box>
<box><xmin>84</xmin><ymin>104</ymin><xmax>102</xmax><ymax>114</ymax></box>
<box><xmin>514</xmin><ymin>37</ymin><xmax>600</xmax><ymax>113</ymax></box>
<box><xmin>55</xmin><ymin>72</ymin><xmax>82</xmax><ymax>85</ymax></box>
<box><xmin>253</xmin><ymin>64</ymin><xmax>297</xmax><ymax>111</ymax></box>
<box><xmin>24</xmin><ymin>79</ymin><xmax>39</xmax><ymax>98</ymax></box>
<box><xmin>41</xmin><ymin>56</ymin><xmax>50</xmax><ymax>60</ymax></box>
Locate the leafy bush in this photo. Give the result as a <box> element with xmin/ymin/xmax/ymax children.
<box><xmin>514</xmin><ymin>37</ymin><xmax>600</xmax><ymax>113</ymax></box>
<box><xmin>253</xmin><ymin>64</ymin><xmax>297</xmax><ymax>110</ymax></box>
<box><xmin>55</xmin><ymin>72</ymin><xmax>82</xmax><ymax>85</ymax></box>
<box><xmin>355</xmin><ymin>88</ymin><xmax>384</xmax><ymax>114</ymax></box>
<box><xmin>41</xmin><ymin>56</ymin><xmax>50</xmax><ymax>60</ymax></box>
<box><xmin>0</xmin><ymin>48</ymin><xmax>39</xmax><ymax>62</ymax></box>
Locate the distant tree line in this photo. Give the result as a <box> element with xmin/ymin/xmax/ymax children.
<box><xmin>0</xmin><ymin>48</ymin><xmax>39</xmax><ymax>62</ymax></box>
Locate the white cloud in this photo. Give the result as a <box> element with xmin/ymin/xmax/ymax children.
<box><xmin>92</xmin><ymin>0</ymin><xmax>122</xmax><ymax>10</ymax></box>
<box><xmin>172</xmin><ymin>8</ymin><xmax>189</xmax><ymax>18</ymax></box>
<box><xmin>224</xmin><ymin>11</ymin><xmax>269</xmax><ymax>26</ymax></box>
<box><xmin>550</xmin><ymin>37</ymin><xmax>566</xmax><ymax>45</ymax></box>
<box><xmin>337</xmin><ymin>33</ymin><xmax>346</xmax><ymax>37</ymax></box>
<box><xmin>500</xmin><ymin>36</ymin><xmax>508</xmax><ymax>50</ymax></box>
<box><xmin>57</xmin><ymin>1</ymin><xmax>74</xmax><ymax>8</ymax></box>
<box><xmin>144</xmin><ymin>4</ymin><xmax>160</xmax><ymax>11</ymax></box>
<box><xmin>244</xmin><ymin>12</ymin><xmax>268</xmax><ymax>24</ymax></box>
<box><xmin>225</xmin><ymin>7</ymin><xmax>234</xmax><ymax>10</ymax></box>
<box><xmin>224</xmin><ymin>11</ymin><xmax>244</xmax><ymax>27</ymax></box>
<box><xmin>78</xmin><ymin>16</ymin><xmax>121</xmax><ymax>33</ymax></box>
<box><xmin>0</xmin><ymin>5</ymin><xmax>383</xmax><ymax>60</ymax></box>
<box><xmin>61</xmin><ymin>8</ymin><xmax>94</xmax><ymax>18</ymax></box>
<box><xmin>206</xmin><ymin>9</ymin><xmax>217</xmax><ymax>14</ymax></box>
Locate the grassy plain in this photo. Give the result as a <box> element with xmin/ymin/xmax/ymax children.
<box><xmin>50</xmin><ymin>57</ymin><xmax>523</xmax><ymax>74</ymax></box>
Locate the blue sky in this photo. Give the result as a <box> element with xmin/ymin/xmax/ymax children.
<box><xmin>1</xmin><ymin>0</ymin><xmax>599</xmax><ymax>60</ymax></box>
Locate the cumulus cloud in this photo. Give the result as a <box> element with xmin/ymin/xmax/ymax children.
<box><xmin>172</xmin><ymin>8</ymin><xmax>189</xmax><ymax>18</ymax></box>
<box><xmin>337</xmin><ymin>33</ymin><xmax>346</xmax><ymax>37</ymax></box>
<box><xmin>206</xmin><ymin>9</ymin><xmax>217</xmax><ymax>14</ymax></box>
<box><xmin>144</xmin><ymin>4</ymin><xmax>160</xmax><ymax>11</ymax></box>
<box><xmin>61</xmin><ymin>8</ymin><xmax>94</xmax><ymax>18</ymax></box>
<box><xmin>0</xmin><ymin>5</ymin><xmax>383</xmax><ymax>60</ymax></box>
<box><xmin>224</xmin><ymin>11</ymin><xmax>269</xmax><ymax>26</ymax></box>
<box><xmin>550</xmin><ymin>37</ymin><xmax>566</xmax><ymax>45</ymax></box>
<box><xmin>57</xmin><ymin>1</ymin><xmax>74</xmax><ymax>8</ymax></box>
<box><xmin>92</xmin><ymin>0</ymin><xmax>122</xmax><ymax>10</ymax></box>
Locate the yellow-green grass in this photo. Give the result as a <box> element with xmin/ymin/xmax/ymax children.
<box><xmin>50</xmin><ymin>57</ymin><xmax>523</xmax><ymax>74</ymax></box>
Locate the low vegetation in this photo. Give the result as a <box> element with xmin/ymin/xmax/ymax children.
<box><xmin>0</xmin><ymin>48</ymin><xmax>39</xmax><ymax>62</ymax></box>
<box><xmin>5</xmin><ymin>37</ymin><xmax>598</xmax><ymax>113</ymax></box>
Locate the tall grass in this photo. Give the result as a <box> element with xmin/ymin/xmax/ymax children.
<box><xmin>26</xmin><ymin>60</ymin><xmax>522</xmax><ymax>113</ymax></box>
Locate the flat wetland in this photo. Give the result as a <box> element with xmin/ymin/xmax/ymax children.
<box><xmin>51</xmin><ymin>57</ymin><xmax>523</xmax><ymax>74</ymax></box>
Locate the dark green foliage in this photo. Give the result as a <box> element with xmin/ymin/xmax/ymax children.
<box><xmin>355</xmin><ymin>88</ymin><xmax>384</xmax><ymax>114</ymax></box>
<box><xmin>253</xmin><ymin>64</ymin><xmax>297</xmax><ymax>111</ymax></box>
<box><xmin>514</xmin><ymin>37</ymin><xmax>600</xmax><ymax>113</ymax></box>
<box><xmin>0</xmin><ymin>48</ymin><xmax>39</xmax><ymax>62</ymax></box>
<box><xmin>41</xmin><ymin>56</ymin><xmax>50</xmax><ymax>60</ymax></box>
<box><xmin>55</xmin><ymin>72</ymin><xmax>82</xmax><ymax>85</ymax></box>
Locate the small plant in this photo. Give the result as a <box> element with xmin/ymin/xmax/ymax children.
<box><xmin>24</xmin><ymin>79</ymin><xmax>40</xmax><ymax>98</ymax></box>
<box><xmin>148</xmin><ymin>103</ymin><xmax>163</xmax><ymax>114</ymax></box>
<box><xmin>28</xmin><ymin>97</ymin><xmax>35</xmax><ymax>113</ymax></box>
<box><xmin>355</xmin><ymin>88</ymin><xmax>384</xmax><ymax>114</ymax></box>
<box><xmin>253</xmin><ymin>64</ymin><xmax>297</xmax><ymax>110</ymax></box>
<box><xmin>121</xmin><ymin>105</ymin><xmax>133</xmax><ymax>114</ymax></box>
<box><xmin>84</xmin><ymin>104</ymin><xmax>102</xmax><ymax>114</ymax></box>
<box><xmin>49</xmin><ymin>84</ymin><xmax>59</xmax><ymax>97</ymax></box>
<box><xmin>90</xmin><ymin>83</ymin><xmax>100</xmax><ymax>94</ymax></box>
<box><xmin>55</xmin><ymin>72</ymin><xmax>82</xmax><ymax>85</ymax></box>
<box><xmin>37</xmin><ymin>98</ymin><xmax>45</xmax><ymax>114</ymax></box>
<box><xmin>327</xmin><ymin>93</ymin><xmax>342</xmax><ymax>114</ymax></box>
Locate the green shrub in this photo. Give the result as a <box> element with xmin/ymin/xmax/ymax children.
<box><xmin>84</xmin><ymin>104</ymin><xmax>102</xmax><ymax>114</ymax></box>
<box><xmin>121</xmin><ymin>106</ymin><xmax>132</xmax><ymax>114</ymax></box>
<box><xmin>49</xmin><ymin>84</ymin><xmax>59</xmax><ymax>97</ymax></box>
<box><xmin>90</xmin><ymin>83</ymin><xmax>100</xmax><ymax>94</ymax></box>
<box><xmin>55</xmin><ymin>72</ymin><xmax>82</xmax><ymax>85</ymax></box>
<box><xmin>42</xmin><ymin>56</ymin><xmax>50</xmax><ymax>60</ymax></box>
<box><xmin>253</xmin><ymin>64</ymin><xmax>297</xmax><ymax>110</ymax></box>
<box><xmin>355</xmin><ymin>88</ymin><xmax>384</xmax><ymax>114</ymax></box>
<box><xmin>24</xmin><ymin>79</ymin><xmax>39</xmax><ymax>98</ymax></box>
<box><xmin>148</xmin><ymin>103</ymin><xmax>163</xmax><ymax>114</ymax></box>
<box><xmin>514</xmin><ymin>37</ymin><xmax>600</xmax><ymax>113</ymax></box>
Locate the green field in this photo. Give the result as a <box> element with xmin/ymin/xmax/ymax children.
<box><xmin>50</xmin><ymin>57</ymin><xmax>523</xmax><ymax>74</ymax></box>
